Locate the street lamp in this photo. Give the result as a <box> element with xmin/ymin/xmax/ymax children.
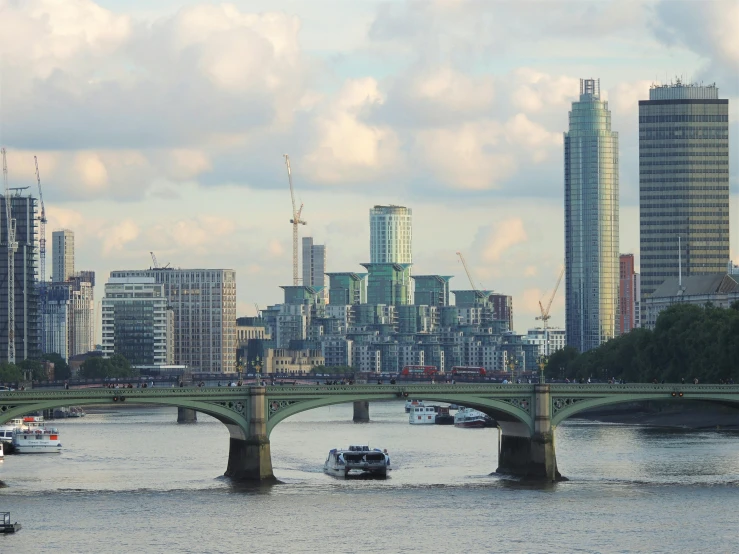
<box><xmin>538</xmin><ymin>355</ymin><xmax>548</xmax><ymax>385</ymax></box>
<box><xmin>508</xmin><ymin>358</ymin><xmax>517</xmax><ymax>383</ymax></box>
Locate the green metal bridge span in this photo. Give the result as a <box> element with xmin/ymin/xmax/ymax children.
<box><xmin>2</xmin><ymin>383</ymin><xmax>738</xmax><ymax>481</ymax></box>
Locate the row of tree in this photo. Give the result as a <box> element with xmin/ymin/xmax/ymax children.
<box><xmin>545</xmin><ymin>302</ymin><xmax>739</xmax><ymax>383</ymax></box>
<box><xmin>0</xmin><ymin>353</ymin><xmax>138</xmax><ymax>383</ymax></box>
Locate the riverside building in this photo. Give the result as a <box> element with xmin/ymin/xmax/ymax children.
<box><xmin>564</xmin><ymin>78</ymin><xmax>619</xmax><ymax>352</ymax></box>
<box><xmin>639</xmin><ymin>82</ymin><xmax>730</xmax><ymax>308</ymax></box>
<box><xmin>109</xmin><ymin>268</ymin><xmax>236</xmax><ymax>372</ymax></box>
<box><xmin>302</xmin><ymin>237</ymin><xmax>326</xmax><ymax>300</ymax></box>
<box><xmin>370</xmin><ymin>205</ymin><xmax>412</xmax><ymax>264</ymax></box>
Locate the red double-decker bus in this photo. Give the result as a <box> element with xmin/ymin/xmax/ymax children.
<box><xmin>451</xmin><ymin>366</ymin><xmax>486</xmax><ymax>377</ymax></box>
<box><xmin>400</xmin><ymin>366</ymin><xmax>438</xmax><ymax>377</ymax></box>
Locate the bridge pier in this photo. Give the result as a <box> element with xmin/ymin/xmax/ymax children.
<box><xmin>224</xmin><ymin>386</ymin><xmax>275</xmax><ymax>482</ymax></box>
<box><xmin>353</xmin><ymin>401</ymin><xmax>370</xmax><ymax>423</ymax></box>
<box><xmin>496</xmin><ymin>385</ymin><xmax>562</xmax><ymax>481</ymax></box>
<box><xmin>177</xmin><ymin>408</ymin><xmax>197</xmax><ymax>423</ymax></box>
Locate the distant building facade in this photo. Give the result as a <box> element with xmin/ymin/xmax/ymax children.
<box><xmin>52</xmin><ymin>229</ymin><xmax>75</xmax><ymax>283</ymax></box>
<box><xmin>302</xmin><ymin>237</ymin><xmax>326</xmax><ymax>300</ymax></box>
<box><xmin>564</xmin><ymin>78</ymin><xmax>619</xmax><ymax>352</ymax></box>
<box><xmin>526</xmin><ymin>328</ymin><xmax>566</xmax><ymax>358</ymax></box>
<box><xmin>619</xmin><ymin>254</ymin><xmax>640</xmax><ymax>335</ymax></box>
<box><xmin>370</xmin><ymin>205</ymin><xmax>412</xmax><ymax>264</ymax></box>
<box><xmin>109</xmin><ymin>268</ymin><xmax>236</xmax><ymax>372</ymax></box>
<box><xmin>643</xmin><ymin>273</ymin><xmax>739</xmax><ymax>329</ymax></box>
<box><xmin>0</xmin><ymin>194</ymin><xmax>41</xmax><ymax>362</ymax></box>
<box><xmin>102</xmin><ymin>277</ymin><xmax>173</xmax><ymax>366</ymax></box>
<box><xmin>639</xmin><ymin>82</ymin><xmax>730</xmax><ymax>308</ymax></box>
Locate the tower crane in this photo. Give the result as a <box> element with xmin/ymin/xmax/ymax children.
<box><xmin>150</xmin><ymin>251</ymin><xmax>159</xmax><ymax>269</ymax></box>
<box><xmin>456</xmin><ymin>251</ymin><xmax>477</xmax><ymax>291</ymax></box>
<box><xmin>2</xmin><ymin>148</ymin><xmax>17</xmax><ymax>363</ymax></box>
<box><xmin>536</xmin><ymin>267</ymin><xmax>564</xmax><ymax>330</ymax></box>
<box><xmin>34</xmin><ymin>156</ymin><xmax>47</xmax><ymax>285</ymax></box>
<box><xmin>283</xmin><ymin>154</ymin><xmax>306</xmax><ymax>286</ymax></box>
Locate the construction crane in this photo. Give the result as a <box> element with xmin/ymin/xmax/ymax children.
<box><xmin>283</xmin><ymin>154</ymin><xmax>306</xmax><ymax>286</ymax></box>
<box><xmin>254</xmin><ymin>303</ymin><xmax>260</xmax><ymax>317</ymax></box>
<box><xmin>536</xmin><ymin>267</ymin><xmax>565</xmax><ymax>330</ymax></box>
<box><xmin>2</xmin><ymin>148</ymin><xmax>17</xmax><ymax>363</ymax></box>
<box><xmin>150</xmin><ymin>251</ymin><xmax>159</xmax><ymax>269</ymax></box>
<box><xmin>34</xmin><ymin>156</ymin><xmax>47</xmax><ymax>285</ymax></box>
<box><xmin>456</xmin><ymin>251</ymin><xmax>477</xmax><ymax>291</ymax></box>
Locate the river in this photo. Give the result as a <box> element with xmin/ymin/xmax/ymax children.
<box><xmin>1</xmin><ymin>401</ymin><xmax>738</xmax><ymax>553</ymax></box>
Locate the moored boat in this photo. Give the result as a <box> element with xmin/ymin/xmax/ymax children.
<box><xmin>434</xmin><ymin>406</ymin><xmax>454</xmax><ymax>425</ymax></box>
<box><xmin>404</xmin><ymin>399</ymin><xmax>424</xmax><ymax>413</ymax></box>
<box><xmin>11</xmin><ymin>416</ymin><xmax>62</xmax><ymax>453</ymax></box>
<box><xmin>454</xmin><ymin>407</ymin><xmax>494</xmax><ymax>428</ymax></box>
<box><xmin>409</xmin><ymin>405</ymin><xmax>437</xmax><ymax>425</ymax></box>
<box><xmin>324</xmin><ymin>445</ymin><xmax>390</xmax><ymax>478</ymax></box>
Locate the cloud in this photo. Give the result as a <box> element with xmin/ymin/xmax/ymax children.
<box><xmin>101</xmin><ymin>219</ymin><xmax>139</xmax><ymax>255</ymax></box>
<box><xmin>474</xmin><ymin>217</ymin><xmax>528</xmax><ymax>263</ymax></box>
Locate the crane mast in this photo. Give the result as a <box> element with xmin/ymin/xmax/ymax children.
<box><xmin>536</xmin><ymin>266</ymin><xmax>565</xmax><ymax>330</ymax></box>
<box><xmin>283</xmin><ymin>154</ymin><xmax>306</xmax><ymax>286</ymax></box>
<box><xmin>2</xmin><ymin>148</ymin><xmax>17</xmax><ymax>363</ymax></box>
<box><xmin>456</xmin><ymin>251</ymin><xmax>477</xmax><ymax>291</ymax></box>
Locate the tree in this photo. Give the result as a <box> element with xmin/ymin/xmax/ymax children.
<box><xmin>79</xmin><ymin>355</ymin><xmax>138</xmax><ymax>380</ymax></box>
<box><xmin>18</xmin><ymin>359</ymin><xmax>48</xmax><ymax>381</ymax></box>
<box><xmin>42</xmin><ymin>353</ymin><xmax>71</xmax><ymax>380</ymax></box>
<box><xmin>0</xmin><ymin>362</ymin><xmax>22</xmax><ymax>384</ymax></box>
<box><xmin>545</xmin><ymin>346</ymin><xmax>579</xmax><ymax>379</ymax></box>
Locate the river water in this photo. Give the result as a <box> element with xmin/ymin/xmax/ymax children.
<box><xmin>1</xmin><ymin>401</ymin><xmax>738</xmax><ymax>553</ymax></box>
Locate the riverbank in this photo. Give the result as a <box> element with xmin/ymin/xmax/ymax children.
<box><xmin>576</xmin><ymin>401</ymin><xmax>739</xmax><ymax>429</ymax></box>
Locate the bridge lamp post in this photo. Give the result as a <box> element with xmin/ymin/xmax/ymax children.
<box><xmin>508</xmin><ymin>357</ymin><xmax>517</xmax><ymax>383</ymax></box>
<box><xmin>538</xmin><ymin>355</ymin><xmax>548</xmax><ymax>385</ymax></box>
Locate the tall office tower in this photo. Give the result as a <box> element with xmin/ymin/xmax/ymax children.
<box><xmin>302</xmin><ymin>237</ymin><xmax>326</xmax><ymax>299</ymax></box>
<box><xmin>370</xmin><ymin>205</ymin><xmax>412</xmax><ymax>264</ymax></box>
<box><xmin>618</xmin><ymin>254</ymin><xmax>640</xmax><ymax>335</ymax></box>
<box><xmin>639</xmin><ymin>82</ymin><xmax>730</xmax><ymax>306</ymax></box>
<box><xmin>109</xmin><ymin>268</ymin><xmax>236</xmax><ymax>372</ymax></box>
<box><xmin>0</xmin><ymin>194</ymin><xmax>41</xmax><ymax>362</ymax></box>
<box><xmin>52</xmin><ymin>229</ymin><xmax>74</xmax><ymax>282</ymax></box>
<box><xmin>564</xmin><ymin>78</ymin><xmax>619</xmax><ymax>352</ymax></box>
<box><xmin>102</xmin><ymin>277</ymin><xmax>174</xmax><ymax>366</ymax></box>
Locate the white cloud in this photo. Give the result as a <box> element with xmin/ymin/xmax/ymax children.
<box><xmin>475</xmin><ymin>217</ymin><xmax>528</xmax><ymax>263</ymax></box>
<box><xmin>101</xmin><ymin>219</ymin><xmax>139</xmax><ymax>255</ymax></box>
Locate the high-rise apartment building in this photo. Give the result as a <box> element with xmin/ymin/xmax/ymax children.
<box><xmin>302</xmin><ymin>237</ymin><xmax>326</xmax><ymax>299</ymax></box>
<box><xmin>326</xmin><ymin>272</ymin><xmax>366</xmax><ymax>305</ymax></box>
<box><xmin>618</xmin><ymin>254</ymin><xmax>640</xmax><ymax>335</ymax></box>
<box><xmin>0</xmin><ymin>194</ymin><xmax>41</xmax><ymax>362</ymax></box>
<box><xmin>412</xmin><ymin>275</ymin><xmax>451</xmax><ymax>307</ymax></box>
<box><xmin>109</xmin><ymin>268</ymin><xmax>236</xmax><ymax>372</ymax></box>
<box><xmin>370</xmin><ymin>205</ymin><xmax>412</xmax><ymax>264</ymax></box>
<box><xmin>52</xmin><ymin>229</ymin><xmax>75</xmax><ymax>282</ymax></box>
<box><xmin>102</xmin><ymin>277</ymin><xmax>174</xmax><ymax>366</ymax></box>
<box><xmin>639</xmin><ymin>82</ymin><xmax>730</xmax><ymax>307</ymax></box>
<box><xmin>564</xmin><ymin>78</ymin><xmax>619</xmax><ymax>352</ymax></box>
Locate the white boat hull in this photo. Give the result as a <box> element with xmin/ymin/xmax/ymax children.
<box><xmin>324</xmin><ymin>446</ymin><xmax>389</xmax><ymax>478</ymax></box>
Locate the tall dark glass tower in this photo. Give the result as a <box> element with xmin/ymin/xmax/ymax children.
<box><xmin>639</xmin><ymin>82</ymin><xmax>730</xmax><ymax>307</ymax></box>
<box><xmin>564</xmin><ymin>79</ymin><xmax>619</xmax><ymax>352</ymax></box>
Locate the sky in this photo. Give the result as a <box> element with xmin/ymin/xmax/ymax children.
<box><xmin>0</xmin><ymin>0</ymin><xmax>737</xmax><ymax>340</ymax></box>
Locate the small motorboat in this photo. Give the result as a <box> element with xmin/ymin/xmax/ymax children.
<box><xmin>324</xmin><ymin>445</ymin><xmax>390</xmax><ymax>478</ymax></box>
<box><xmin>454</xmin><ymin>407</ymin><xmax>496</xmax><ymax>428</ymax></box>
<box><xmin>0</xmin><ymin>512</ymin><xmax>20</xmax><ymax>534</ymax></box>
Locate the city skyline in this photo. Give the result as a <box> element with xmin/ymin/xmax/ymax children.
<box><xmin>0</xmin><ymin>0</ymin><xmax>737</xmax><ymax>338</ymax></box>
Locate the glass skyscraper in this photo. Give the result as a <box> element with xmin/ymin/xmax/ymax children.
<box><xmin>369</xmin><ymin>205</ymin><xmax>412</xmax><ymax>264</ymax></box>
<box><xmin>564</xmin><ymin>79</ymin><xmax>619</xmax><ymax>352</ymax></box>
<box><xmin>638</xmin><ymin>82</ymin><xmax>729</xmax><ymax>305</ymax></box>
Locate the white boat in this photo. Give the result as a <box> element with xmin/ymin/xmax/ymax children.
<box><xmin>324</xmin><ymin>445</ymin><xmax>389</xmax><ymax>478</ymax></box>
<box><xmin>409</xmin><ymin>405</ymin><xmax>438</xmax><ymax>425</ymax></box>
<box><xmin>11</xmin><ymin>416</ymin><xmax>62</xmax><ymax>454</ymax></box>
<box><xmin>0</xmin><ymin>424</ymin><xmax>15</xmax><ymax>444</ymax></box>
<box><xmin>404</xmin><ymin>399</ymin><xmax>424</xmax><ymax>413</ymax></box>
<box><xmin>454</xmin><ymin>407</ymin><xmax>494</xmax><ymax>428</ymax></box>
<box><xmin>0</xmin><ymin>441</ymin><xmax>4</xmax><ymax>459</ymax></box>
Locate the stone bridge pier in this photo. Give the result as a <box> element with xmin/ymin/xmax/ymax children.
<box><xmin>496</xmin><ymin>385</ymin><xmax>561</xmax><ymax>481</ymax></box>
<box><xmin>224</xmin><ymin>386</ymin><xmax>275</xmax><ymax>482</ymax></box>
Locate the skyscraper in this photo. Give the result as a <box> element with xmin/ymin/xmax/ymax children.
<box><xmin>639</xmin><ymin>82</ymin><xmax>730</xmax><ymax>306</ymax></box>
<box><xmin>302</xmin><ymin>237</ymin><xmax>326</xmax><ymax>299</ymax></box>
<box><xmin>0</xmin><ymin>194</ymin><xmax>41</xmax><ymax>362</ymax></box>
<box><xmin>370</xmin><ymin>205</ymin><xmax>412</xmax><ymax>264</ymax></box>
<box><xmin>109</xmin><ymin>268</ymin><xmax>236</xmax><ymax>372</ymax></box>
<box><xmin>564</xmin><ymin>78</ymin><xmax>619</xmax><ymax>352</ymax></box>
<box><xmin>52</xmin><ymin>229</ymin><xmax>74</xmax><ymax>282</ymax></box>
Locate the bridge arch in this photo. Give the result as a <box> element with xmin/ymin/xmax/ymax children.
<box><xmin>265</xmin><ymin>385</ymin><xmax>535</xmax><ymax>436</ymax></box>
<box><xmin>551</xmin><ymin>385</ymin><xmax>739</xmax><ymax>427</ymax></box>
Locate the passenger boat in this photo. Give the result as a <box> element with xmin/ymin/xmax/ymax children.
<box><xmin>0</xmin><ymin>441</ymin><xmax>4</xmax><ymax>459</ymax></box>
<box><xmin>11</xmin><ymin>416</ymin><xmax>62</xmax><ymax>453</ymax></box>
<box><xmin>324</xmin><ymin>445</ymin><xmax>390</xmax><ymax>478</ymax></box>
<box><xmin>0</xmin><ymin>512</ymin><xmax>21</xmax><ymax>534</ymax></box>
<box><xmin>404</xmin><ymin>399</ymin><xmax>424</xmax><ymax>413</ymax></box>
<box><xmin>434</xmin><ymin>406</ymin><xmax>454</xmax><ymax>425</ymax></box>
<box><xmin>0</xmin><ymin>424</ymin><xmax>15</xmax><ymax>444</ymax></box>
<box><xmin>409</xmin><ymin>405</ymin><xmax>437</xmax><ymax>425</ymax></box>
<box><xmin>454</xmin><ymin>407</ymin><xmax>494</xmax><ymax>428</ymax></box>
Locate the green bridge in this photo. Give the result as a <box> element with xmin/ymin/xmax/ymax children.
<box><xmin>2</xmin><ymin>383</ymin><xmax>738</xmax><ymax>481</ymax></box>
